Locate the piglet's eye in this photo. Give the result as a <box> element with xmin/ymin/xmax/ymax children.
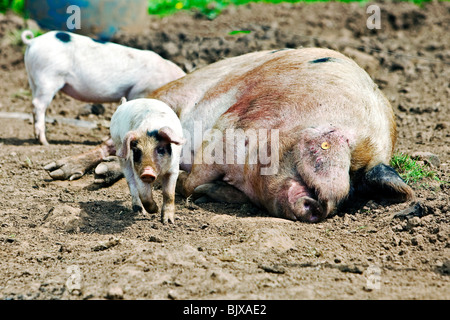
<box><xmin>156</xmin><ymin>146</ymin><xmax>166</xmax><ymax>155</ymax></box>
<box><xmin>133</xmin><ymin>147</ymin><xmax>142</xmax><ymax>163</ymax></box>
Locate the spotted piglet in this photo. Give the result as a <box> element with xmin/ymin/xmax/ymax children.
<box><xmin>110</xmin><ymin>98</ymin><xmax>185</xmax><ymax>224</ymax></box>
<box><xmin>21</xmin><ymin>30</ymin><xmax>186</xmax><ymax>145</ymax></box>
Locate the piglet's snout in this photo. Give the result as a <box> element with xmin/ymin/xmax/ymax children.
<box><xmin>140</xmin><ymin>167</ymin><xmax>157</xmax><ymax>183</ymax></box>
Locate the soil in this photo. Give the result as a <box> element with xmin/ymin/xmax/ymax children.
<box><xmin>0</xmin><ymin>1</ymin><xmax>449</xmax><ymax>300</ymax></box>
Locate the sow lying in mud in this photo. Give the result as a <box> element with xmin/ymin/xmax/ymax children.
<box><xmin>45</xmin><ymin>48</ymin><xmax>414</xmax><ymax>222</ymax></box>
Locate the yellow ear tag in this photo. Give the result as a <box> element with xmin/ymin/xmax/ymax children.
<box><xmin>321</xmin><ymin>142</ymin><xmax>330</xmax><ymax>150</ymax></box>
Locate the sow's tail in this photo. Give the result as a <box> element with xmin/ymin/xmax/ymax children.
<box><xmin>21</xmin><ymin>30</ymin><xmax>34</xmax><ymax>45</ymax></box>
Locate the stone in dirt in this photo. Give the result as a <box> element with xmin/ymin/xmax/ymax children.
<box><xmin>91</xmin><ymin>238</ymin><xmax>121</xmax><ymax>251</ymax></box>
<box><xmin>42</xmin><ymin>205</ymin><xmax>86</xmax><ymax>233</ymax></box>
<box><xmin>393</xmin><ymin>202</ymin><xmax>434</xmax><ymax>219</ymax></box>
<box><xmin>411</xmin><ymin>152</ymin><xmax>441</xmax><ymax>168</ymax></box>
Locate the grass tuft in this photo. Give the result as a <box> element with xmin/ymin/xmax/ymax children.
<box><xmin>0</xmin><ymin>0</ymin><xmax>25</xmax><ymax>14</ymax></box>
<box><xmin>390</xmin><ymin>152</ymin><xmax>438</xmax><ymax>184</ymax></box>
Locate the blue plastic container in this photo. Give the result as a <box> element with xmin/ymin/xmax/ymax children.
<box><xmin>26</xmin><ymin>0</ymin><xmax>148</xmax><ymax>40</ymax></box>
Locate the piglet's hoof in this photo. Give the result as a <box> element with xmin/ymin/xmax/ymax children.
<box><xmin>161</xmin><ymin>210</ymin><xmax>175</xmax><ymax>224</ymax></box>
<box><xmin>143</xmin><ymin>200</ymin><xmax>159</xmax><ymax>214</ymax></box>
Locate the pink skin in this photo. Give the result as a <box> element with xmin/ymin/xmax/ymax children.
<box><xmin>140</xmin><ymin>167</ymin><xmax>157</xmax><ymax>183</ymax></box>
<box><xmin>276</xmin><ymin>179</ymin><xmax>324</xmax><ymax>222</ymax></box>
<box><xmin>119</xmin><ymin>131</ymin><xmax>183</xmax><ymax>224</ymax></box>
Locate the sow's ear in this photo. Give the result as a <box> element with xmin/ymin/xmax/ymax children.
<box><xmin>158</xmin><ymin>126</ymin><xmax>186</xmax><ymax>145</ymax></box>
<box><xmin>357</xmin><ymin>163</ymin><xmax>415</xmax><ymax>202</ymax></box>
<box><xmin>117</xmin><ymin>131</ymin><xmax>137</xmax><ymax>159</ymax></box>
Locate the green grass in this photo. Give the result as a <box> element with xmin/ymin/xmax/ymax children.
<box><xmin>390</xmin><ymin>152</ymin><xmax>438</xmax><ymax>184</ymax></box>
<box><xmin>0</xmin><ymin>0</ymin><xmax>24</xmax><ymax>14</ymax></box>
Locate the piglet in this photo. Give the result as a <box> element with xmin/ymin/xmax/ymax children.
<box><xmin>21</xmin><ymin>30</ymin><xmax>186</xmax><ymax>145</ymax></box>
<box><xmin>110</xmin><ymin>98</ymin><xmax>185</xmax><ymax>223</ymax></box>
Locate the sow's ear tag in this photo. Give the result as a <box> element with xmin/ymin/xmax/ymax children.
<box><xmin>321</xmin><ymin>142</ymin><xmax>330</xmax><ymax>150</ymax></box>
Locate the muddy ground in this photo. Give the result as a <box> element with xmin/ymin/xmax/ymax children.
<box><xmin>0</xmin><ymin>1</ymin><xmax>448</xmax><ymax>301</ymax></box>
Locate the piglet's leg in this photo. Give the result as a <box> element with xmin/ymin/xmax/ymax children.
<box><xmin>31</xmin><ymin>78</ymin><xmax>65</xmax><ymax>145</ymax></box>
<box><xmin>44</xmin><ymin>137</ymin><xmax>115</xmax><ymax>180</ymax></box>
<box><xmin>133</xmin><ymin>178</ymin><xmax>158</xmax><ymax>215</ymax></box>
<box><xmin>32</xmin><ymin>96</ymin><xmax>50</xmax><ymax>146</ymax></box>
<box><xmin>121</xmin><ymin>160</ymin><xmax>145</xmax><ymax>213</ymax></box>
<box><xmin>161</xmin><ymin>171</ymin><xmax>179</xmax><ymax>224</ymax></box>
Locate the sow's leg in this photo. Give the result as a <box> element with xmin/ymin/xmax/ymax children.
<box><xmin>356</xmin><ymin>163</ymin><xmax>415</xmax><ymax>202</ymax></box>
<box><xmin>44</xmin><ymin>137</ymin><xmax>116</xmax><ymax>181</ymax></box>
<box><xmin>93</xmin><ymin>156</ymin><xmax>124</xmax><ymax>185</ymax></box>
<box><xmin>193</xmin><ymin>181</ymin><xmax>250</xmax><ymax>204</ymax></box>
<box><xmin>175</xmin><ymin>160</ymin><xmax>249</xmax><ymax>203</ymax></box>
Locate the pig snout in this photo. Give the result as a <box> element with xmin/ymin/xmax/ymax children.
<box><xmin>293</xmin><ymin>197</ymin><xmax>325</xmax><ymax>223</ymax></box>
<box><xmin>279</xmin><ymin>179</ymin><xmax>328</xmax><ymax>223</ymax></box>
<box><xmin>140</xmin><ymin>167</ymin><xmax>157</xmax><ymax>183</ymax></box>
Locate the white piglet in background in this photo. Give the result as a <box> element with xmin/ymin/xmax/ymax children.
<box><xmin>110</xmin><ymin>98</ymin><xmax>185</xmax><ymax>224</ymax></box>
<box><xmin>21</xmin><ymin>30</ymin><xmax>186</xmax><ymax>145</ymax></box>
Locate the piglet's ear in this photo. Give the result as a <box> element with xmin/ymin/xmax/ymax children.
<box><xmin>117</xmin><ymin>131</ymin><xmax>137</xmax><ymax>159</ymax></box>
<box><xmin>158</xmin><ymin>126</ymin><xmax>186</xmax><ymax>145</ymax></box>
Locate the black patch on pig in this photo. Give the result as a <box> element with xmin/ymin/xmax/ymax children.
<box><xmin>270</xmin><ymin>48</ymin><xmax>291</xmax><ymax>54</ymax></box>
<box><xmin>92</xmin><ymin>38</ymin><xmax>108</xmax><ymax>44</ymax></box>
<box><xmin>132</xmin><ymin>147</ymin><xmax>142</xmax><ymax>163</ymax></box>
<box><xmin>147</xmin><ymin>130</ymin><xmax>162</xmax><ymax>141</ymax></box>
<box><xmin>55</xmin><ymin>32</ymin><xmax>71</xmax><ymax>43</ymax></box>
<box><xmin>309</xmin><ymin>57</ymin><xmax>336</xmax><ymax>64</ymax></box>
<box><xmin>147</xmin><ymin>130</ymin><xmax>172</xmax><ymax>156</ymax></box>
